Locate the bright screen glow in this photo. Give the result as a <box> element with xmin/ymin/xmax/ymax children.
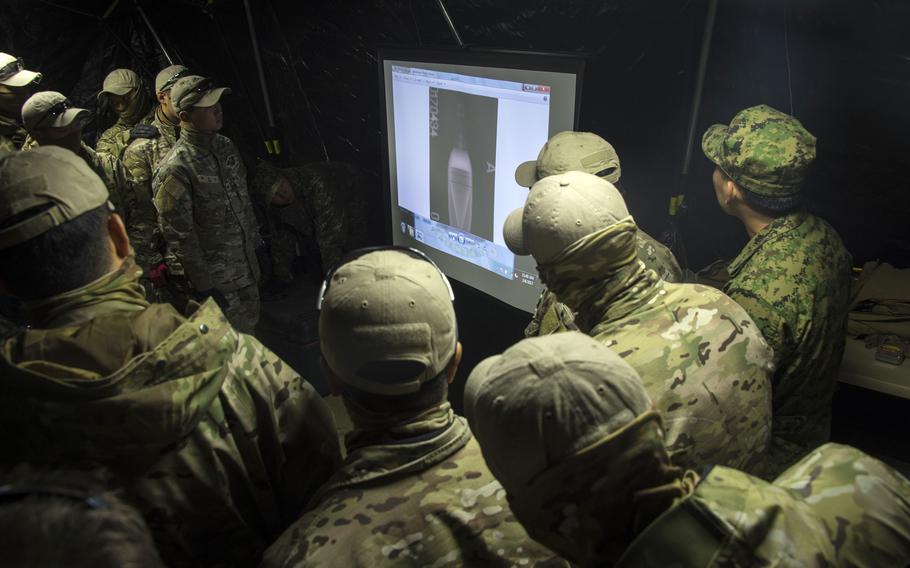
<box><xmin>382</xmin><ymin>54</ymin><xmax>581</xmax><ymax>312</ymax></box>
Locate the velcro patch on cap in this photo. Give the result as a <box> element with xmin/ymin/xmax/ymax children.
<box><xmin>579</xmin><ymin>149</ymin><xmax>610</xmax><ymax>168</ymax></box>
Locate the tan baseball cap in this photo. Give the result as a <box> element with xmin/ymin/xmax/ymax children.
<box><xmin>464</xmin><ymin>331</ymin><xmax>651</xmax><ymax>491</ymax></box>
<box><xmin>515</xmin><ymin>131</ymin><xmax>621</xmax><ymax>188</ymax></box>
<box><xmin>22</xmin><ymin>91</ymin><xmax>89</xmax><ymax>132</ymax></box>
<box><xmin>170</xmin><ymin>75</ymin><xmax>230</xmax><ymax>112</ymax></box>
<box><xmin>503</xmin><ymin>170</ymin><xmax>629</xmax><ymax>264</ymax></box>
<box><xmin>318</xmin><ymin>248</ymin><xmax>457</xmax><ymax>396</ymax></box>
<box><xmin>154</xmin><ymin>64</ymin><xmax>189</xmax><ymax>93</ymax></box>
<box><xmin>97</xmin><ymin>69</ymin><xmax>141</xmax><ymax>101</ymax></box>
<box><xmin>0</xmin><ymin>52</ymin><xmax>42</xmax><ymax>88</ymax></box>
<box><xmin>0</xmin><ymin>146</ymin><xmax>110</xmax><ymax>250</ymax></box>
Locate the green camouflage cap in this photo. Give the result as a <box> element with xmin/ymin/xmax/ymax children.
<box><xmin>97</xmin><ymin>68</ymin><xmax>141</xmax><ymax>101</ymax></box>
<box><xmin>515</xmin><ymin>131</ymin><xmax>621</xmax><ymax>188</ymax></box>
<box><xmin>503</xmin><ymin>170</ymin><xmax>629</xmax><ymax>264</ymax></box>
<box><xmin>319</xmin><ymin>249</ymin><xmax>457</xmax><ymax>396</ymax></box>
<box><xmin>464</xmin><ymin>332</ymin><xmax>651</xmax><ymax>492</ymax></box>
<box><xmin>702</xmin><ymin>104</ymin><xmax>816</xmax><ymax>197</ymax></box>
<box><xmin>154</xmin><ymin>64</ymin><xmax>189</xmax><ymax>93</ymax></box>
<box><xmin>0</xmin><ymin>146</ymin><xmax>109</xmax><ymax>249</ymax></box>
<box><xmin>170</xmin><ymin>75</ymin><xmax>230</xmax><ymax>112</ymax></box>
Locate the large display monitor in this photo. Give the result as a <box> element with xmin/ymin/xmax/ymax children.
<box><xmin>378</xmin><ymin>47</ymin><xmax>584</xmax><ymax>313</ymax></box>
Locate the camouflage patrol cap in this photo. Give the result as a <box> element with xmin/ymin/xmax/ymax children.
<box><xmin>154</xmin><ymin>64</ymin><xmax>190</xmax><ymax>93</ymax></box>
<box><xmin>702</xmin><ymin>104</ymin><xmax>816</xmax><ymax>197</ymax></box>
<box><xmin>170</xmin><ymin>75</ymin><xmax>231</xmax><ymax>112</ymax></box>
<box><xmin>21</xmin><ymin>91</ymin><xmax>89</xmax><ymax>132</ymax></box>
<box><xmin>0</xmin><ymin>146</ymin><xmax>109</xmax><ymax>249</ymax></box>
<box><xmin>97</xmin><ymin>68</ymin><xmax>141</xmax><ymax>101</ymax></box>
<box><xmin>464</xmin><ymin>332</ymin><xmax>651</xmax><ymax>492</ymax></box>
<box><xmin>515</xmin><ymin>131</ymin><xmax>621</xmax><ymax>188</ymax></box>
<box><xmin>503</xmin><ymin>170</ymin><xmax>629</xmax><ymax>264</ymax></box>
<box><xmin>319</xmin><ymin>249</ymin><xmax>457</xmax><ymax>396</ymax></box>
<box><xmin>0</xmin><ymin>52</ymin><xmax>41</xmax><ymax>88</ymax></box>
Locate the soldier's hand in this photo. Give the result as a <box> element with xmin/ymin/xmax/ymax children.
<box><xmin>148</xmin><ymin>262</ymin><xmax>170</xmax><ymax>288</ymax></box>
<box><xmin>129</xmin><ymin>124</ymin><xmax>160</xmax><ymax>142</ymax></box>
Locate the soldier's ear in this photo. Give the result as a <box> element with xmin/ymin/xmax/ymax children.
<box><xmin>108</xmin><ymin>212</ymin><xmax>131</xmax><ymax>261</ymax></box>
<box><xmin>177</xmin><ymin>109</ymin><xmax>191</xmax><ymax>123</ymax></box>
<box><xmin>446</xmin><ymin>342</ymin><xmax>463</xmax><ymax>385</ymax></box>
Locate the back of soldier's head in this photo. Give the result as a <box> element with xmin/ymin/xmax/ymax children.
<box><xmin>0</xmin><ymin>464</ymin><xmax>164</xmax><ymax>568</ymax></box>
<box><xmin>515</xmin><ymin>131</ymin><xmax>622</xmax><ymax>188</ymax></box>
<box><xmin>503</xmin><ymin>170</ymin><xmax>631</xmax><ymax>265</ymax></box>
<box><xmin>702</xmin><ymin>104</ymin><xmax>816</xmax><ymax>214</ymax></box>
<box><xmin>318</xmin><ymin>248</ymin><xmax>458</xmax><ymax>412</ymax></box>
<box><xmin>0</xmin><ymin>146</ymin><xmax>114</xmax><ymax>299</ymax></box>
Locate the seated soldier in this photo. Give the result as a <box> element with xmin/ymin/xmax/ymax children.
<box><xmin>261</xmin><ymin>248</ymin><xmax>567</xmax><ymax>568</ymax></box>
<box><xmin>95</xmin><ymin>68</ymin><xmax>155</xmax><ymax>159</ymax></box>
<box><xmin>465</xmin><ymin>332</ymin><xmax>910</xmax><ymax>567</ymax></box>
<box><xmin>0</xmin><ymin>147</ymin><xmax>342</xmax><ymax>567</ymax></box>
<box><xmin>514</xmin><ymin>131</ymin><xmax>683</xmax><ymax>336</ymax></box>
<box><xmin>504</xmin><ymin>171</ymin><xmax>773</xmax><ymax>471</ymax></box>
<box><xmin>0</xmin><ymin>464</ymin><xmax>165</xmax><ymax>567</ymax></box>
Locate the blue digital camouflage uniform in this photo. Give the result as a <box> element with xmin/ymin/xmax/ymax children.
<box><xmin>703</xmin><ymin>104</ymin><xmax>853</xmax><ymax>478</ymax></box>
<box><xmin>538</xmin><ymin>218</ymin><xmax>774</xmax><ymax>472</ymax></box>
<box><xmin>0</xmin><ymin>260</ymin><xmax>342</xmax><ymax>567</ymax></box>
<box><xmin>261</xmin><ymin>402</ymin><xmax>567</xmax><ymax>568</ymax></box>
<box><xmin>153</xmin><ymin>127</ymin><xmax>262</xmax><ymax>334</ymax></box>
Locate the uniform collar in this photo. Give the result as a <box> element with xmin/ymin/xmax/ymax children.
<box><xmin>181</xmin><ymin>126</ymin><xmax>215</xmax><ymax>149</ymax></box>
<box><xmin>727</xmin><ymin>210</ymin><xmax>809</xmax><ymax>277</ymax></box>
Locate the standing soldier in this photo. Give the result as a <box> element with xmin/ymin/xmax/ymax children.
<box><xmin>515</xmin><ymin>131</ymin><xmax>683</xmax><ymax>337</ymax></box>
<box><xmin>0</xmin><ymin>52</ymin><xmax>41</xmax><ymax>153</ymax></box>
<box><xmin>121</xmin><ymin>64</ymin><xmax>189</xmax><ymax>301</ymax></box>
<box><xmin>702</xmin><ymin>105</ymin><xmax>853</xmax><ymax>478</ymax></box>
<box><xmin>261</xmin><ymin>248</ymin><xmax>567</xmax><ymax>568</ymax></box>
<box><xmin>153</xmin><ymin>75</ymin><xmax>262</xmax><ymax>333</ymax></box>
<box><xmin>95</xmin><ymin>68</ymin><xmax>155</xmax><ymax>159</ymax></box>
<box><xmin>21</xmin><ymin>90</ymin><xmax>130</xmax><ymax>210</ymax></box>
<box><xmin>504</xmin><ymin>171</ymin><xmax>774</xmax><ymax>472</ymax></box>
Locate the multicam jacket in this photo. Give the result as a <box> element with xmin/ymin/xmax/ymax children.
<box><xmin>95</xmin><ymin>105</ymin><xmax>154</xmax><ymax>160</ymax></box>
<box><xmin>724</xmin><ymin>210</ymin><xmax>852</xmax><ymax>478</ymax></box>
<box><xmin>616</xmin><ymin>443</ymin><xmax>910</xmax><ymax>567</ymax></box>
<box><xmin>122</xmin><ymin>108</ymin><xmax>180</xmax><ymax>270</ymax></box>
<box><xmin>525</xmin><ymin>228</ymin><xmax>683</xmax><ymax>337</ymax></box>
<box><xmin>261</xmin><ymin>403</ymin><xmax>567</xmax><ymax>568</ymax></box>
<box><xmin>0</xmin><ymin>262</ymin><xmax>341</xmax><ymax>567</ymax></box>
<box><xmin>538</xmin><ymin>219</ymin><xmax>774</xmax><ymax>472</ymax></box>
<box><xmin>153</xmin><ymin>127</ymin><xmax>261</xmax><ymax>293</ymax></box>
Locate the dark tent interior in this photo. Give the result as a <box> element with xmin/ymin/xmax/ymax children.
<box><xmin>2</xmin><ymin>0</ymin><xmax>909</xmax><ymax>499</ymax></box>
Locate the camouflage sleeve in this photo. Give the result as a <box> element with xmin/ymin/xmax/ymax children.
<box><xmin>154</xmin><ymin>171</ymin><xmax>214</xmax><ymax>291</ymax></box>
<box><xmin>238</xmin><ymin>335</ymin><xmax>342</xmax><ymax>525</ymax></box>
<box><xmin>726</xmin><ymin>287</ymin><xmax>790</xmax><ymax>369</ymax></box>
<box><xmin>95</xmin><ymin>127</ymin><xmax>130</xmax><ymax>160</ymax></box>
<box><xmin>80</xmin><ymin>143</ymin><xmax>133</xmax><ymax>218</ymax></box>
<box><xmin>123</xmin><ymin>140</ymin><xmax>153</xmax><ymax>201</ymax></box>
<box><xmin>525</xmin><ymin>289</ymin><xmax>578</xmax><ymax>337</ymax></box>
<box><xmin>773</xmin><ymin>443</ymin><xmax>910</xmax><ymax>566</ymax></box>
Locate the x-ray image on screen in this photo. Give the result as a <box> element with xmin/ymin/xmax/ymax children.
<box><xmin>428</xmin><ymin>88</ymin><xmax>498</xmax><ymax>241</ymax></box>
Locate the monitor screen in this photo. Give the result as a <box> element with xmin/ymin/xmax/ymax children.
<box><xmin>379</xmin><ymin>48</ymin><xmax>584</xmax><ymax>312</ymax></box>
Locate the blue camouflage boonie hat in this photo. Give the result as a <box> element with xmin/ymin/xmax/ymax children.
<box><xmin>702</xmin><ymin>104</ymin><xmax>816</xmax><ymax>198</ymax></box>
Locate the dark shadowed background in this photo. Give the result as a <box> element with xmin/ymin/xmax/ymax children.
<box><xmin>2</xmin><ymin>1</ymin><xmax>908</xmax><ymax>452</ymax></box>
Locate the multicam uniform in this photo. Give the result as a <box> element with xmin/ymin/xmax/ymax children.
<box><xmin>95</xmin><ymin>106</ymin><xmax>154</xmax><ymax>160</ymax></box>
<box><xmin>525</xmin><ymin>228</ymin><xmax>682</xmax><ymax>337</ymax></box>
<box><xmin>261</xmin><ymin>402</ymin><xmax>567</xmax><ymax>568</ymax></box>
<box><xmin>616</xmin><ymin>443</ymin><xmax>910</xmax><ymax>567</ymax></box>
<box><xmin>0</xmin><ymin>261</ymin><xmax>342</xmax><ymax>567</ymax></box>
<box><xmin>538</xmin><ymin>218</ymin><xmax>774</xmax><ymax>472</ymax></box>
<box><xmin>122</xmin><ymin>108</ymin><xmax>181</xmax><ymax>296</ymax></box>
<box><xmin>153</xmin><ymin>127</ymin><xmax>262</xmax><ymax>334</ymax></box>
<box><xmin>724</xmin><ymin>210</ymin><xmax>852</xmax><ymax>478</ymax></box>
